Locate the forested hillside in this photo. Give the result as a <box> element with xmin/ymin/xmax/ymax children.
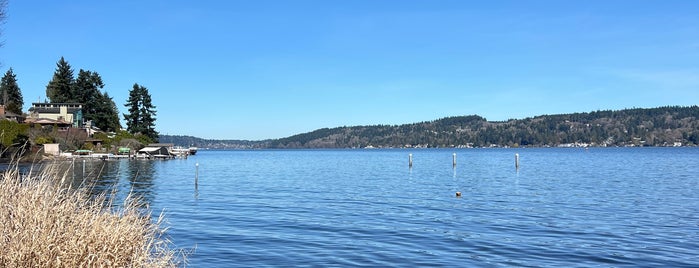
<box><xmin>158</xmin><ymin>135</ymin><xmax>268</xmax><ymax>149</ymax></box>
<box><xmin>160</xmin><ymin>106</ymin><xmax>699</xmax><ymax>149</ymax></box>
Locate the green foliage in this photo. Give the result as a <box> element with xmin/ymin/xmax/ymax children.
<box><xmin>73</xmin><ymin>69</ymin><xmax>103</xmax><ymax>125</ymax></box>
<box><xmin>74</xmin><ymin>69</ymin><xmax>103</xmax><ymax>104</ymax></box>
<box><xmin>0</xmin><ymin>120</ymin><xmax>29</xmax><ymax>148</ymax></box>
<box><xmin>134</xmin><ymin>133</ymin><xmax>155</xmax><ymax>145</ymax></box>
<box><xmin>0</xmin><ymin>68</ymin><xmax>24</xmax><ymax>114</ymax></box>
<box><xmin>162</xmin><ymin>106</ymin><xmax>699</xmax><ymax>149</ymax></box>
<box><xmin>73</xmin><ymin>69</ymin><xmax>121</xmax><ymax>131</ymax></box>
<box><xmin>123</xmin><ymin>83</ymin><xmax>158</xmax><ymax>142</ymax></box>
<box><xmin>44</xmin><ymin>59</ymin><xmax>122</xmax><ymax>131</ymax></box>
<box><xmin>96</xmin><ymin>92</ymin><xmax>121</xmax><ymax>132</ymax></box>
<box><xmin>45</xmin><ymin>57</ymin><xmax>75</xmax><ymax>103</ymax></box>
<box><xmin>82</xmin><ymin>142</ymin><xmax>95</xmax><ymax>150</ymax></box>
<box><xmin>34</xmin><ymin>136</ymin><xmax>54</xmax><ymax>145</ymax></box>
<box><xmin>87</xmin><ymin>130</ymin><xmax>152</xmax><ymax>152</ymax></box>
<box><xmin>124</xmin><ymin>85</ymin><xmax>140</xmax><ymax>133</ymax></box>
<box><xmin>158</xmin><ymin>134</ymin><xmax>261</xmax><ymax>149</ymax></box>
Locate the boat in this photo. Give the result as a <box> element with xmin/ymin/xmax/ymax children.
<box><xmin>188</xmin><ymin>147</ymin><xmax>198</xmax><ymax>155</ymax></box>
<box><xmin>170</xmin><ymin>146</ymin><xmax>190</xmax><ymax>157</ymax></box>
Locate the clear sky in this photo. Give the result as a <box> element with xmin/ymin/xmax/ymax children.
<box><xmin>2</xmin><ymin>1</ymin><xmax>698</xmax><ymax>140</ymax></box>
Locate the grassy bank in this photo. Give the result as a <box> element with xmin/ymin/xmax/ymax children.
<box><xmin>0</xmin><ymin>163</ymin><xmax>181</xmax><ymax>267</ymax></box>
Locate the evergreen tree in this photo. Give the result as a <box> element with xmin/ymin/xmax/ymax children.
<box><xmin>92</xmin><ymin>92</ymin><xmax>121</xmax><ymax>132</ymax></box>
<box><xmin>0</xmin><ymin>68</ymin><xmax>24</xmax><ymax>114</ymax></box>
<box><xmin>74</xmin><ymin>69</ymin><xmax>103</xmax><ymax>107</ymax></box>
<box><xmin>124</xmin><ymin>84</ymin><xmax>142</xmax><ymax>134</ymax></box>
<box><xmin>139</xmin><ymin>88</ymin><xmax>158</xmax><ymax>141</ymax></box>
<box><xmin>74</xmin><ymin>69</ymin><xmax>118</xmax><ymax>131</ymax></box>
<box><xmin>45</xmin><ymin>57</ymin><xmax>75</xmax><ymax>103</ymax></box>
<box><xmin>124</xmin><ymin>83</ymin><xmax>158</xmax><ymax>142</ymax></box>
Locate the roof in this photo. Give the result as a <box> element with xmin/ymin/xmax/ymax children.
<box><xmin>138</xmin><ymin>147</ymin><xmax>162</xmax><ymax>152</ymax></box>
<box><xmin>146</xmin><ymin>143</ymin><xmax>174</xmax><ymax>147</ymax></box>
<box><xmin>29</xmin><ymin>102</ymin><xmax>83</xmax><ymax>114</ymax></box>
<box><xmin>28</xmin><ymin>107</ymin><xmax>82</xmax><ymax>113</ymax></box>
<box><xmin>2</xmin><ymin>111</ymin><xmax>23</xmax><ymax>117</ymax></box>
<box><xmin>31</xmin><ymin>102</ymin><xmax>82</xmax><ymax>105</ymax></box>
<box><xmin>24</xmin><ymin>118</ymin><xmax>72</xmax><ymax>125</ymax></box>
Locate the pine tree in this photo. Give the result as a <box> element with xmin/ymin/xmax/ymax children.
<box><xmin>139</xmin><ymin>87</ymin><xmax>158</xmax><ymax>141</ymax></box>
<box><xmin>45</xmin><ymin>57</ymin><xmax>75</xmax><ymax>103</ymax></box>
<box><xmin>92</xmin><ymin>92</ymin><xmax>121</xmax><ymax>132</ymax></box>
<box><xmin>124</xmin><ymin>84</ymin><xmax>142</xmax><ymax>134</ymax></box>
<box><xmin>124</xmin><ymin>83</ymin><xmax>158</xmax><ymax>142</ymax></box>
<box><xmin>74</xmin><ymin>69</ymin><xmax>103</xmax><ymax>106</ymax></box>
<box><xmin>0</xmin><ymin>68</ymin><xmax>24</xmax><ymax>114</ymax></box>
<box><xmin>74</xmin><ymin>69</ymin><xmax>110</xmax><ymax>129</ymax></box>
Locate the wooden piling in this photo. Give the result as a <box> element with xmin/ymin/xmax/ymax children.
<box><xmin>452</xmin><ymin>153</ymin><xmax>457</xmax><ymax>167</ymax></box>
<box><xmin>409</xmin><ymin>154</ymin><xmax>413</xmax><ymax>168</ymax></box>
<box><xmin>195</xmin><ymin>162</ymin><xmax>199</xmax><ymax>187</ymax></box>
<box><xmin>515</xmin><ymin>153</ymin><xmax>520</xmax><ymax>169</ymax></box>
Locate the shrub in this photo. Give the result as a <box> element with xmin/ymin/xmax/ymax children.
<box><xmin>0</xmin><ymin>163</ymin><xmax>182</xmax><ymax>267</ymax></box>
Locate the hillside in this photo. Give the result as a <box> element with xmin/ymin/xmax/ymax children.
<box><xmin>157</xmin><ymin>135</ymin><xmax>269</xmax><ymax>149</ymax></box>
<box><xmin>160</xmin><ymin>106</ymin><xmax>699</xmax><ymax>149</ymax></box>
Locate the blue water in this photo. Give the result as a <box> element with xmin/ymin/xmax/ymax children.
<box><xmin>67</xmin><ymin>148</ymin><xmax>699</xmax><ymax>267</ymax></box>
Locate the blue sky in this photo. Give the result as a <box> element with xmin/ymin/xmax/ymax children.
<box><xmin>2</xmin><ymin>1</ymin><xmax>698</xmax><ymax>140</ymax></box>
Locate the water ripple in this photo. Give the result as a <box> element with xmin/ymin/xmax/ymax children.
<box><xmin>66</xmin><ymin>148</ymin><xmax>699</xmax><ymax>267</ymax></box>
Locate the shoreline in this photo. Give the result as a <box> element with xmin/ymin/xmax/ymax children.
<box><xmin>0</xmin><ymin>161</ymin><xmax>182</xmax><ymax>267</ymax></box>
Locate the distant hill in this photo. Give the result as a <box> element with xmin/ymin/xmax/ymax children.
<box><xmin>157</xmin><ymin>135</ymin><xmax>268</xmax><ymax>149</ymax></box>
<box><xmin>159</xmin><ymin>106</ymin><xmax>699</xmax><ymax>149</ymax></box>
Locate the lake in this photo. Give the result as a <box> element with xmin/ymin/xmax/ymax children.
<box><xmin>60</xmin><ymin>148</ymin><xmax>699</xmax><ymax>267</ymax></box>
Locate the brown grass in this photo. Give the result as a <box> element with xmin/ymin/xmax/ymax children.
<box><xmin>0</xmin><ymin>162</ymin><xmax>182</xmax><ymax>267</ymax></box>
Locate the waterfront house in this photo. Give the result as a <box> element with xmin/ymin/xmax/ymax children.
<box><xmin>26</xmin><ymin>103</ymin><xmax>84</xmax><ymax>128</ymax></box>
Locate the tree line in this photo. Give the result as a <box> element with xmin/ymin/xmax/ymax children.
<box><xmin>0</xmin><ymin>56</ymin><xmax>159</xmax><ymax>154</ymax></box>
<box><xmin>161</xmin><ymin>106</ymin><xmax>699</xmax><ymax>149</ymax></box>
<box><xmin>42</xmin><ymin>57</ymin><xmax>158</xmax><ymax>142</ymax></box>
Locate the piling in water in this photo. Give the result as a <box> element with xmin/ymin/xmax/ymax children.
<box><xmin>515</xmin><ymin>153</ymin><xmax>520</xmax><ymax>169</ymax></box>
<box><xmin>452</xmin><ymin>153</ymin><xmax>457</xmax><ymax>167</ymax></box>
<box><xmin>195</xmin><ymin>162</ymin><xmax>199</xmax><ymax>188</ymax></box>
<box><xmin>409</xmin><ymin>154</ymin><xmax>413</xmax><ymax>168</ymax></box>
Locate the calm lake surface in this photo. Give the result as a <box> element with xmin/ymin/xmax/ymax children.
<box><xmin>62</xmin><ymin>148</ymin><xmax>698</xmax><ymax>267</ymax></box>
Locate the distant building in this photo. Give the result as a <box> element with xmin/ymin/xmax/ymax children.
<box><xmin>0</xmin><ymin>105</ymin><xmax>25</xmax><ymax>122</ymax></box>
<box><xmin>26</xmin><ymin>103</ymin><xmax>84</xmax><ymax>128</ymax></box>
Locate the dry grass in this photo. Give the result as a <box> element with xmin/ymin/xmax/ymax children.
<box><xmin>0</xmin><ymin>162</ymin><xmax>182</xmax><ymax>267</ymax></box>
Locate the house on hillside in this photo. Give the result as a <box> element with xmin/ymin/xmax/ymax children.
<box><xmin>0</xmin><ymin>105</ymin><xmax>25</xmax><ymax>122</ymax></box>
<box><xmin>25</xmin><ymin>103</ymin><xmax>84</xmax><ymax>128</ymax></box>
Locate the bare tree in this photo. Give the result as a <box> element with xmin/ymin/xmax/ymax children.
<box><xmin>0</xmin><ymin>0</ymin><xmax>6</xmax><ymax>55</ymax></box>
<box><xmin>0</xmin><ymin>0</ymin><xmax>6</xmax><ymax>43</ymax></box>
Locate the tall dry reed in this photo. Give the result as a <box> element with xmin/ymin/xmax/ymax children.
<box><xmin>0</xmin><ymin>162</ymin><xmax>182</xmax><ymax>267</ymax></box>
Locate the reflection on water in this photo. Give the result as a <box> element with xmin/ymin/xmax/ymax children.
<box><xmin>125</xmin><ymin>160</ymin><xmax>157</xmax><ymax>205</ymax></box>
<box><xmin>36</xmin><ymin>159</ymin><xmax>159</xmax><ymax>209</ymax></box>
<box><xmin>17</xmin><ymin>148</ymin><xmax>699</xmax><ymax>267</ymax></box>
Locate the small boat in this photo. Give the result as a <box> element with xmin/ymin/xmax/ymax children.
<box><xmin>170</xmin><ymin>146</ymin><xmax>190</xmax><ymax>157</ymax></box>
<box><xmin>188</xmin><ymin>147</ymin><xmax>198</xmax><ymax>155</ymax></box>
